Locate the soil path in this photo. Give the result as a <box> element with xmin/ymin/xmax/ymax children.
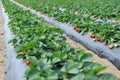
<box><xmin>0</xmin><ymin>2</ymin><xmax>6</xmax><ymax>80</ymax></box>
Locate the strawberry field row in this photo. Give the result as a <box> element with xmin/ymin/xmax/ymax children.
<box><xmin>2</xmin><ymin>0</ymin><xmax>118</xmax><ymax>80</ymax></box>
<box><xmin>15</xmin><ymin>0</ymin><xmax>120</xmax><ymax>49</ymax></box>
<box><xmin>15</xmin><ymin>0</ymin><xmax>120</xmax><ymax>19</ymax></box>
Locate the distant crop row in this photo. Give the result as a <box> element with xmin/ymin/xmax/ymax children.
<box><xmin>15</xmin><ymin>0</ymin><xmax>120</xmax><ymax>19</ymax></box>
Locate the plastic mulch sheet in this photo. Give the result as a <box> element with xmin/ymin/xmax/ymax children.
<box><xmin>1</xmin><ymin>2</ymin><xmax>26</xmax><ymax>80</ymax></box>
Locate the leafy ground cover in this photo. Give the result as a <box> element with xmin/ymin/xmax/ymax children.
<box><xmin>15</xmin><ymin>0</ymin><xmax>120</xmax><ymax>19</ymax></box>
<box><xmin>2</xmin><ymin>0</ymin><xmax>118</xmax><ymax>80</ymax></box>
<box><xmin>15</xmin><ymin>0</ymin><xmax>120</xmax><ymax>49</ymax></box>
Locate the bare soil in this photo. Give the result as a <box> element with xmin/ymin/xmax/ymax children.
<box><xmin>0</xmin><ymin>3</ymin><xmax>6</xmax><ymax>80</ymax></box>
<box><xmin>64</xmin><ymin>34</ymin><xmax>120</xmax><ymax>79</ymax></box>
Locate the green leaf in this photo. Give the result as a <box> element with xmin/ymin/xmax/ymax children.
<box><xmin>60</xmin><ymin>66</ymin><xmax>66</xmax><ymax>72</ymax></box>
<box><xmin>25</xmin><ymin>67</ymin><xmax>39</xmax><ymax>80</ymax></box>
<box><xmin>70</xmin><ymin>73</ymin><xmax>85</xmax><ymax>80</ymax></box>
<box><xmin>53</xmin><ymin>51</ymin><xmax>61</xmax><ymax>58</ymax></box>
<box><xmin>98</xmin><ymin>73</ymin><xmax>118</xmax><ymax>80</ymax></box>
<box><xmin>52</xmin><ymin>58</ymin><xmax>61</xmax><ymax>64</ymax></box>
<box><xmin>16</xmin><ymin>54</ymin><xmax>25</xmax><ymax>59</ymax></box>
<box><xmin>68</xmin><ymin>67</ymin><xmax>79</xmax><ymax>74</ymax></box>
<box><xmin>16</xmin><ymin>40</ymin><xmax>39</xmax><ymax>52</ymax></box>
<box><xmin>47</xmin><ymin>73</ymin><xmax>58</xmax><ymax>80</ymax></box>
<box><xmin>83</xmin><ymin>62</ymin><xmax>106</xmax><ymax>75</ymax></box>
<box><xmin>80</xmin><ymin>54</ymin><xmax>92</xmax><ymax>62</ymax></box>
<box><xmin>61</xmin><ymin>60</ymin><xmax>80</xmax><ymax>74</ymax></box>
<box><xmin>84</xmin><ymin>75</ymin><xmax>99</xmax><ymax>80</ymax></box>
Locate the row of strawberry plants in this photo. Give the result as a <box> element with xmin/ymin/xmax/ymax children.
<box><xmin>2</xmin><ymin>0</ymin><xmax>118</xmax><ymax>80</ymax></box>
<box><xmin>14</xmin><ymin>0</ymin><xmax>120</xmax><ymax>49</ymax></box>
<box><xmin>15</xmin><ymin>0</ymin><xmax>120</xmax><ymax>20</ymax></box>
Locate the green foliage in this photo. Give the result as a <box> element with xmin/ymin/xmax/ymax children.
<box><xmin>2</xmin><ymin>0</ymin><xmax>118</xmax><ymax>80</ymax></box>
<box><xmin>15</xmin><ymin>0</ymin><xmax>120</xmax><ymax>47</ymax></box>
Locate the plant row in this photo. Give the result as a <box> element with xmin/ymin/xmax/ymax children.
<box><xmin>14</xmin><ymin>0</ymin><xmax>120</xmax><ymax>49</ymax></box>
<box><xmin>2</xmin><ymin>0</ymin><xmax>118</xmax><ymax>80</ymax></box>
<box><xmin>15</xmin><ymin>0</ymin><xmax>120</xmax><ymax>19</ymax></box>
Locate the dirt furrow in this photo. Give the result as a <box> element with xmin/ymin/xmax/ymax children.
<box><xmin>0</xmin><ymin>2</ymin><xmax>6</xmax><ymax>80</ymax></box>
